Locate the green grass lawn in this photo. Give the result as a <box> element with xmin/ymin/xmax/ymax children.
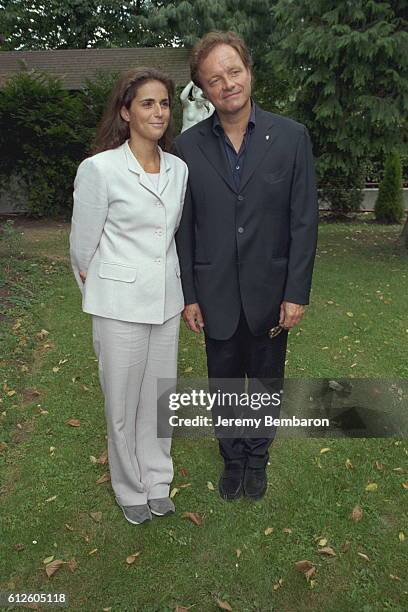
<box><xmin>0</xmin><ymin>219</ymin><xmax>407</xmax><ymax>612</ymax></box>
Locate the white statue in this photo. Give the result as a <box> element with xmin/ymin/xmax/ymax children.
<box><xmin>180</xmin><ymin>81</ymin><xmax>214</xmax><ymax>132</ymax></box>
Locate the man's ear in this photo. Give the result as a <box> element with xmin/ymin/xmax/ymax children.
<box><xmin>120</xmin><ymin>105</ymin><xmax>130</xmax><ymax>122</ymax></box>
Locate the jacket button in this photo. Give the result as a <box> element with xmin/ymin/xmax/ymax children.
<box><xmin>237</xmin><ymin>195</ymin><xmax>244</xmax><ymax>201</ymax></box>
<box><xmin>238</xmin><ymin>227</ymin><xmax>244</xmax><ymax>234</ymax></box>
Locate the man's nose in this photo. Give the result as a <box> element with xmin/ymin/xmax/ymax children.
<box><xmin>223</xmin><ymin>77</ymin><xmax>235</xmax><ymax>90</ymax></box>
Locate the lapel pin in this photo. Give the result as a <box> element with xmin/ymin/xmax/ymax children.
<box><xmin>266</xmin><ymin>135</ymin><xmax>270</xmax><ymax>140</ymax></box>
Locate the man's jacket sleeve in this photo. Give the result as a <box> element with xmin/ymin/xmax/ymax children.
<box><xmin>172</xmin><ymin>140</ymin><xmax>198</xmax><ymax>305</ymax></box>
<box><xmin>283</xmin><ymin>126</ymin><xmax>318</xmax><ymax>305</ymax></box>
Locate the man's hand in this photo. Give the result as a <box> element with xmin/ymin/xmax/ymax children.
<box><xmin>279</xmin><ymin>301</ymin><xmax>305</xmax><ymax>330</ymax></box>
<box><xmin>182</xmin><ymin>303</ymin><xmax>204</xmax><ymax>333</ymax></box>
<box><xmin>79</xmin><ymin>271</ymin><xmax>86</xmax><ymax>283</ymax></box>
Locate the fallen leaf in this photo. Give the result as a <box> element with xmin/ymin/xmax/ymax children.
<box><xmin>365</xmin><ymin>482</ymin><xmax>378</xmax><ymax>492</ymax></box>
<box><xmin>207</xmin><ymin>481</ymin><xmax>215</xmax><ymax>491</ymax></box>
<box><xmin>402</xmin><ymin>481</ymin><xmax>408</xmax><ymax>489</ymax></box>
<box><xmin>64</xmin><ymin>524</ymin><xmax>74</xmax><ymax>531</ymax></box>
<box><xmin>273</xmin><ymin>578</ymin><xmax>284</xmax><ymax>590</ymax></box>
<box><xmin>320</xmin><ymin>447</ymin><xmax>331</xmax><ymax>454</ymax></box>
<box><xmin>37</xmin><ymin>329</ymin><xmax>50</xmax><ymax>340</ymax></box>
<box><xmin>90</xmin><ymin>512</ymin><xmax>102</xmax><ymax>522</ymax></box>
<box><xmin>170</xmin><ymin>487</ymin><xmax>179</xmax><ymax>499</ymax></box>
<box><xmin>97</xmin><ymin>450</ymin><xmax>108</xmax><ymax>464</ymax></box>
<box><xmin>375</xmin><ymin>461</ymin><xmax>385</xmax><ymax>471</ymax></box>
<box><xmin>398</xmin><ymin>532</ymin><xmax>405</xmax><ymax>542</ymax></box>
<box><xmin>45</xmin><ymin>559</ymin><xmax>65</xmax><ymax>577</ymax></box>
<box><xmin>305</xmin><ymin>566</ymin><xmax>317</xmax><ymax>581</ymax></box>
<box><xmin>392</xmin><ymin>467</ymin><xmax>404</xmax><ymax>473</ymax></box>
<box><xmin>126</xmin><ymin>552</ymin><xmax>140</xmax><ymax>564</ymax></box>
<box><xmin>264</xmin><ymin>527</ymin><xmax>274</xmax><ymax>535</ymax></box>
<box><xmin>180</xmin><ymin>468</ymin><xmax>189</xmax><ymax>477</ymax></box>
<box><xmin>345</xmin><ymin>458</ymin><xmax>353</xmax><ymax>469</ymax></box>
<box><xmin>67</xmin><ymin>559</ymin><xmax>78</xmax><ymax>572</ymax></box>
<box><xmin>295</xmin><ymin>560</ymin><xmax>315</xmax><ymax>573</ymax></box>
<box><xmin>96</xmin><ymin>472</ymin><xmax>110</xmax><ymax>484</ymax></box>
<box><xmin>283</xmin><ymin>528</ymin><xmax>292</xmax><ymax>534</ymax></box>
<box><xmin>389</xmin><ymin>574</ymin><xmax>401</xmax><ymax>581</ymax></box>
<box><xmin>7</xmin><ymin>390</ymin><xmax>16</xmax><ymax>397</ymax></box>
<box><xmin>178</xmin><ymin>483</ymin><xmax>192</xmax><ymax>489</ymax></box>
<box><xmin>216</xmin><ymin>599</ymin><xmax>232</xmax><ymax>611</ymax></box>
<box><xmin>357</xmin><ymin>552</ymin><xmax>370</xmax><ymax>562</ymax></box>
<box><xmin>317</xmin><ymin>546</ymin><xmax>336</xmax><ymax>557</ymax></box>
<box><xmin>43</xmin><ymin>555</ymin><xmax>55</xmax><ymax>564</ymax></box>
<box><xmin>65</xmin><ymin>418</ymin><xmax>80</xmax><ymax>427</ymax></box>
<box><xmin>346</xmin><ymin>312</ymin><xmax>354</xmax><ymax>318</ymax></box>
<box><xmin>88</xmin><ymin>548</ymin><xmax>98</xmax><ymax>555</ymax></box>
<box><xmin>236</xmin><ymin>549</ymin><xmax>242</xmax><ymax>558</ymax></box>
<box><xmin>182</xmin><ymin>512</ymin><xmax>203</xmax><ymax>526</ymax></box>
<box><xmin>45</xmin><ymin>495</ymin><xmax>57</xmax><ymax>503</ymax></box>
<box><xmin>317</xmin><ymin>538</ymin><xmax>327</xmax><ymax>546</ymax></box>
<box><xmin>90</xmin><ymin>456</ymin><xmax>97</xmax><ymax>464</ymax></box>
<box><xmin>184</xmin><ymin>367</ymin><xmax>193</xmax><ymax>373</ymax></box>
<box><xmin>52</xmin><ymin>367</ymin><xmax>60</xmax><ymax>373</ymax></box>
<box><xmin>351</xmin><ymin>505</ymin><xmax>363</xmax><ymax>522</ymax></box>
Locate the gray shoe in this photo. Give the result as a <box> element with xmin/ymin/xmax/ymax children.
<box><xmin>148</xmin><ymin>497</ymin><xmax>175</xmax><ymax>517</ymax></box>
<box><xmin>120</xmin><ymin>504</ymin><xmax>152</xmax><ymax>525</ymax></box>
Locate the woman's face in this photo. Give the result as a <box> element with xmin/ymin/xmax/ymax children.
<box><xmin>120</xmin><ymin>80</ymin><xmax>170</xmax><ymax>144</ymax></box>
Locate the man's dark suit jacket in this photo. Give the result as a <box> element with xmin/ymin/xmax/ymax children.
<box><xmin>173</xmin><ymin>104</ymin><xmax>318</xmax><ymax>341</ymax></box>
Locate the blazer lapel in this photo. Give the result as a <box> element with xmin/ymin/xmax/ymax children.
<box><xmin>197</xmin><ymin>123</ymin><xmax>237</xmax><ymax>194</ymax></box>
<box><xmin>239</xmin><ymin>106</ymin><xmax>277</xmax><ymax>192</ymax></box>
<box><xmin>123</xmin><ymin>140</ymin><xmax>170</xmax><ymax>201</ymax></box>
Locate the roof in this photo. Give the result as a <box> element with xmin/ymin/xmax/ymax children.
<box><xmin>0</xmin><ymin>47</ymin><xmax>191</xmax><ymax>89</ymax></box>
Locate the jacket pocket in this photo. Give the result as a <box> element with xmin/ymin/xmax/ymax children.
<box><xmin>262</xmin><ymin>169</ymin><xmax>289</xmax><ymax>184</ymax></box>
<box><xmin>98</xmin><ymin>262</ymin><xmax>137</xmax><ymax>282</ymax></box>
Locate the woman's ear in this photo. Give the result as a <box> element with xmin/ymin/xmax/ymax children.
<box><xmin>120</xmin><ymin>105</ymin><xmax>130</xmax><ymax>122</ymax></box>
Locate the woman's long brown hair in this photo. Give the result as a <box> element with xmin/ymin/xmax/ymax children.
<box><xmin>91</xmin><ymin>67</ymin><xmax>175</xmax><ymax>154</ymax></box>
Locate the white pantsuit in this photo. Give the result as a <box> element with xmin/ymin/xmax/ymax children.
<box><xmin>70</xmin><ymin>140</ymin><xmax>188</xmax><ymax>505</ymax></box>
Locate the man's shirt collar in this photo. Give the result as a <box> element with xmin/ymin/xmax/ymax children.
<box><xmin>212</xmin><ymin>100</ymin><xmax>256</xmax><ymax>136</ymax></box>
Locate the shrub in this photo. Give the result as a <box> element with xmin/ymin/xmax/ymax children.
<box><xmin>375</xmin><ymin>152</ymin><xmax>405</xmax><ymax>224</ymax></box>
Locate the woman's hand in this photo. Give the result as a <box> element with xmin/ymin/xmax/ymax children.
<box><xmin>79</xmin><ymin>271</ymin><xmax>87</xmax><ymax>283</ymax></box>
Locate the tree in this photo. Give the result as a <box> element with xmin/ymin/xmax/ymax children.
<box><xmin>273</xmin><ymin>0</ymin><xmax>408</xmax><ymax>213</ymax></box>
<box><xmin>0</xmin><ymin>0</ymin><xmax>154</xmax><ymax>49</ymax></box>
<box><xmin>375</xmin><ymin>152</ymin><xmax>404</xmax><ymax>223</ymax></box>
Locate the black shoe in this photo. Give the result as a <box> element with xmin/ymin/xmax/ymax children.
<box><xmin>218</xmin><ymin>468</ymin><xmax>244</xmax><ymax>500</ymax></box>
<box><xmin>243</xmin><ymin>467</ymin><xmax>267</xmax><ymax>500</ymax></box>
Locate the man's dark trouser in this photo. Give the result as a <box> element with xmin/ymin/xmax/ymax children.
<box><xmin>204</xmin><ymin>308</ymin><xmax>288</xmax><ymax>470</ymax></box>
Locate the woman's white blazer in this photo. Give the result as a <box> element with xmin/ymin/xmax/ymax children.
<box><xmin>70</xmin><ymin>140</ymin><xmax>188</xmax><ymax>324</ymax></box>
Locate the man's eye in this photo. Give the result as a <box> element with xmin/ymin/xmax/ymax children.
<box><xmin>161</xmin><ymin>101</ymin><xmax>170</xmax><ymax>108</ymax></box>
<box><xmin>209</xmin><ymin>79</ymin><xmax>219</xmax><ymax>86</ymax></box>
<box><xmin>143</xmin><ymin>102</ymin><xmax>153</xmax><ymax>107</ymax></box>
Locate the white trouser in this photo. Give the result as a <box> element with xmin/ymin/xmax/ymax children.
<box><xmin>92</xmin><ymin>313</ymin><xmax>180</xmax><ymax>506</ymax></box>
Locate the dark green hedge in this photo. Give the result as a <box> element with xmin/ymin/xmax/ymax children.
<box><xmin>0</xmin><ymin>70</ymin><xmax>184</xmax><ymax>218</ymax></box>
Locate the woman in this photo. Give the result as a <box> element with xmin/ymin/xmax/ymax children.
<box><xmin>70</xmin><ymin>68</ymin><xmax>188</xmax><ymax>525</ymax></box>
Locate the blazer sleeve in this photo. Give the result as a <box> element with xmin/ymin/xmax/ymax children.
<box><xmin>283</xmin><ymin>126</ymin><xmax>318</xmax><ymax>305</ymax></box>
<box><xmin>172</xmin><ymin>140</ymin><xmax>198</xmax><ymax>305</ymax></box>
<box><xmin>69</xmin><ymin>157</ymin><xmax>108</xmax><ymax>293</ymax></box>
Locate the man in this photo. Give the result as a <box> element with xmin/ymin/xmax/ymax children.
<box><xmin>173</xmin><ymin>31</ymin><xmax>318</xmax><ymax>501</ymax></box>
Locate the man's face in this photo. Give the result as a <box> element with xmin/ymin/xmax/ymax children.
<box><xmin>198</xmin><ymin>43</ymin><xmax>252</xmax><ymax>116</ymax></box>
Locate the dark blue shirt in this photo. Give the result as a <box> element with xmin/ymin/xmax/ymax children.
<box><xmin>212</xmin><ymin>103</ymin><xmax>256</xmax><ymax>191</ymax></box>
